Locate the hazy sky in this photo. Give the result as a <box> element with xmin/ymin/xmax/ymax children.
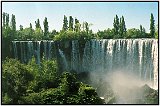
<box><xmin>2</xmin><ymin>2</ymin><xmax>158</xmax><ymax>33</ymax></box>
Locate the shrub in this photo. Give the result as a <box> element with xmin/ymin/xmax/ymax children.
<box><xmin>54</xmin><ymin>30</ymin><xmax>94</xmax><ymax>41</ymax></box>
<box><xmin>2</xmin><ymin>58</ymin><xmax>34</xmax><ymax>104</ymax></box>
<box><xmin>27</xmin><ymin>57</ymin><xmax>59</xmax><ymax>92</ymax></box>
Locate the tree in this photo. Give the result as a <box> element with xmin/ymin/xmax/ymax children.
<box><xmin>150</xmin><ymin>13</ymin><xmax>155</xmax><ymax>38</ymax></box>
<box><xmin>69</xmin><ymin>16</ymin><xmax>74</xmax><ymax>31</ymax></box>
<box><xmin>11</xmin><ymin>14</ymin><xmax>16</xmax><ymax>31</ymax></box>
<box><xmin>84</xmin><ymin>22</ymin><xmax>89</xmax><ymax>34</ymax></box>
<box><xmin>126</xmin><ymin>28</ymin><xmax>141</xmax><ymax>38</ymax></box>
<box><xmin>62</xmin><ymin>15</ymin><xmax>68</xmax><ymax>31</ymax></box>
<box><xmin>30</xmin><ymin>23</ymin><xmax>32</xmax><ymax>29</ymax></box>
<box><xmin>19</xmin><ymin>25</ymin><xmax>23</xmax><ymax>31</ymax></box>
<box><xmin>27</xmin><ymin>58</ymin><xmax>58</xmax><ymax>92</ymax></box>
<box><xmin>74</xmin><ymin>18</ymin><xmax>81</xmax><ymax>32</ymax></box>
<box><xmin>6</xmin><ymin>13</ymin><xmax>9</xmax><ymax>28</ymax></box>
<box><xmin>2</xmin><ymin>12</ymin><xmax>6</xmax><ymax>28</ymax></box>
<box><xmin>113</xmin><ymin>15</ymin><xmax>119</xmax><ymax>38</ymax></box>
<box><xmin>119</xmin><ymin>16</ymin><xmax>126</xmax><ymax>38</ymax></box>
<box><xmin>10</xmin><ymin>14</ymin><xmax>16</xmax><ymax>38</ymax></box>
<box><xmin>49</xmin><ymin>29</ymin><xmax>58</xmax><ymax>38</ymax></box>
<box><xmin>97</xmin><ymin>28</ymin><xmax>114</xmax><ymax>39</ymax></box>
<box><xmin>2</xmin><ymin>58</ymin><xmax>34</xmax><ymax>104</ymax></box>
<box><xmin>142</xmin><ymin>27</ymin><xmax>146</xmax><ymax>38</ymax></box>
<box><xmin>35</xmin><ymin>19</ymin><xmax>41</xmax><ymax>29</ymax></box>
<box><xmin>59</xmin><ymin>72</ymin><xmax>77</xmax><ymax>93</ymax></box>
<box><xmin>30</xmin><ymin>23</ymin><xmax>33</xmax><ymax>36</ymax></box>
<box><xmin>43</xmin><ymin>17</ymin><xmax>49</xmax><ymax>38</ymax></box>
<box><xmin>34</xmin><ymin>28</ymin><xmax>43</xmax><ymax>40</ymax></box>
<box><xmin>155</xmin><ymin>24</ymin><xmax>158</xmax><ymax>39</ymax></box>
<box><xmin>139</xmin><ymin>25</ymin><xmax>146</xmax><ymax>38</ymax></box>
<box><xmin>140</xmin><ymin>25</ymin><xmax>143</xmax><ymax>33</ymax></box>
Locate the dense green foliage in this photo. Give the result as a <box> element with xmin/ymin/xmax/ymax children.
<box><xmin>69</xmin><ymin>16</ymin><xmax>74</xmax><ymax>31</ymax></box>
<box><xmin>2</xmin><ymin>12</ymin><xmax>157</xmax><ymax>42</ymax></box>
<box><xmin>43</xmin><ymin>17</ymin><xmax>49</xmax><ymax>38</ymax></box>
<box><xmin>155</xmin><ymin>25</ymin><xmax>158</xmax><ymax>39</ymax></box>
<box><xmin>2</xmin><ymin>58</ymin><xmax>34</xmax><ymax>104</ymax></box>
<box><xmin>150</xmin><ymin>13</ymin><xmax>155</xmax><ymax>38</ymax></box>
<box><xmin>2</xmin><ymin>58</ymin><xmax>103</xmax><ymax>104</ymax></box>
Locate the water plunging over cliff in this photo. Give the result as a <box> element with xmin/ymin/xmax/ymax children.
<box><xmin>12</xmin><ymin>39</ymin><xmax>158</xmax><ymax>89</ymax></box>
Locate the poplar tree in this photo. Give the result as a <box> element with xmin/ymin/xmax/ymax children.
<box><xmin>119</xmin><ymin>16</ymin><xmax>126</xmax><ymax>38</ymax></box>
<box><xmin>43</xmin><ymin>17</ymin><xmax>49</xmax><ymax>37</ymax></box>
<box><xmin>113</xmin><ymin>15</ymin><xmax>119</xmax><ymax>38</ymax></box>
<box><xmin>30</xmin><ymin>23</ymin><xmax>32</xmax><ymax>29</ymax></box>
<box><xmin>6</xmin><ymin>13</ymin><xmax>9</xmax><ymax>28</ymax></box>
<box><xmin>10</xmin><ymin>14</ymin><xmax>16</xmax><ymax>38</ymax></box>
<box><xmin>62</xmin><ymin>15</ymin><xmax>68</xmax><ymax>31</ymax></box>
<box><xmin>11</xmin><ymin>14</ymin><xmax>16</xmax><ymax>31</ymax></box>
<box><xmin>74</xmin><ymin>18</ymin><xmax>80</xmax><ymax>32</ymax></box>
<box><xmin>19</xmin><ymin>25</ymin><xmax>23</xmax><ymax>31</ymax></box>
<box><xmin>30</xmin><ymin>23</ymin><xmax>33</xmax><ymax>37</ymax></box>
<box><xmin>69</xmin><ymin>16</ymin><xmax>73</xmax><ymax>31</ymax></box>
<box><xmin>35</xmin><ymin>19</ymin><xmax>41</xmax><ymax>29</ymax></box>
<box><xmin>150</xmin><ymin>13</ymin><xmax>155</xmax><ymax>38</ymax></box>
<box><xmin>84</xmin><ymin>22</ymin><xmax>89</xmax><ymax>34</ymax></box>
<box><xmin>2</xmin><ymin>12</ymin><xmax>5</xmax><ymax>28</ymax></box>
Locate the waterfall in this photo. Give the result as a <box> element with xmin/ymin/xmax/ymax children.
<box><xmin>12</xmin><ymin>39</ymin><xmax>158</xmax><ymax>89</ymax></box>
<box><xmin>58</xmin><ymin>49</ymin><xmax>68</xmax><ymax>71</ymax></box>
<box><xmin>13</xmin><ymin>41</ymin><xmax>18</xmax><ymax>59</ymax></box>
<box><xmin>71</xmin><ymin>39</ymin><xmax>158</xmax><ymax>88</ymax></box>
<box><xmin>71</xmin><ymin>40</ymin><xmax>80</xmax><ymax>72</ymax></box>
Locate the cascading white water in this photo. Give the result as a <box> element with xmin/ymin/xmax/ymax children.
<box><xmin>58</xmin><ymin>49</ymin><xmax>68</xmax><ymax>71</ymax></box>
<box><xmin>12</xmin><ymin>39</ymin><xmax>158</xmax><ymax>89</ymax></box>
<box><xmin>71</xmin><ymin>39</ymin><xmax>158</xmax><ymax>89</ymax></box>
<box><xmin>71</xmin><ymin>40</ymin><xmax>80</xmax><ymax>72</ymax></box>
<box><xmin>13</xmin><ymin>41</ymin><xmax>18</xmax><ymax>59</ymax></box>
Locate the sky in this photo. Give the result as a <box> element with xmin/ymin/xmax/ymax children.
<box><xmin>2</xmin><ymin>2</ymin><xmax>158</xmax><ymax>33</ymax></box>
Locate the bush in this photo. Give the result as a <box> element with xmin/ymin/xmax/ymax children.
<box><xmin>54</xmin><ymin>30</ymin><xmax>94</xmax><ymax>41</ymax></box>
<box><xmin>21</xmin><ymin>71</ymin><xmax>104</xmax><ymax>104</ymax></box>
<box><xmin>27</xmin><ymin>57</ymin><xmax>59</xmax><ymax>92</ymax></box>
<box><xmin>2</xmin><ymin>58</ymin><xmax>103</xmax><ymax>104</ymax></box>
<box><xmin>59</xmin><ymin>72</ymin><xmax>79</xmax><ymax>94</ymax></box>
<box><xmin>22</xmin><ymin>84</ymin><xmax>103</xmax><ymax>104</ymax></box>
<box><xmin>2</xmin><ymin>58</ymin><xmax>34</xmax><ymax>104</ymax></box>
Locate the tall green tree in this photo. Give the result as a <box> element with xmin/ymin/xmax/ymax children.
<box><xmin>10</xmin><ymin>14</ymin><xmax>16</xmax><ymax>38</ymax></box>
<box><xmin>74</xmin><ymin>18</ymin><xmax>80</xmax><ymax>32</ymax></box>
<box><xmin>113</xmin><ymin>15</ymin><xmax>119</xmax><ymax>38</ymax></box>
<box><xmin>11</xmin><ymin>14</ymin><xmax>16</xmax><ymax>31</ymax></box>
<box><xmin>69</xmin><ymin>16</ymin><xmax>74</xmax><ymax>31</ymax></box>
<box><xmin>30</xmin><ymin>23</ymin><xmax>32</xmax><ymax>29</ymax></box>
<box><xmin>84</xmin><ymin>22</ymin><xmax>89</xmax><ymax>34</ymax></box>
<box><xmin>2</xmin><ymin>12</ymin><xmax>6</xmax><ymax>28</ymax></box>
<box><xmin>43</xmin><ymin>17</ymin><xmax>49</xmax><ymax>37</ymax></box>
<box><xmin>2</xmin><ymin>13</ymin><xmax>11</xmax><ymax>38</ymax></box>
<box><xmin>19</xmin><ymin>25</ymin><xmax>23</xmax><ymax>31</ymax></box>
<box><xmin>29</xmin><ymin>23</ymin><xmax>33</xmax><ymax>36</ymax></box>
<box><xmin>140</xmin><ymin>25</ymin><xmax>143</xmax><ymax>33</ymax></box>
<box><xmin>119</xmin><ymin>16</ymin><xmax>126</xmax><ymax>38</ymax></box>
<box><xmin>139</xmin><ymin>25</ymin><xmax>146</xmax><ymax>38</ymax></box>
<box><xmin>6</xmin><ymin>13</ymin><xmax>9</xmax><ymax>28</ymax></box>
<box><xmin>150</xmin><ymin>13</ymin><xmax>155</xmax><ymax>38</ymax></box>
<box><xmin>35</xmin><ymin>19</ymin><xmax>41</xmax><ymax>29</ymax></box>
<box><xmin>62</xmin><ymin>15</ymin><xmax>68</xmax><ymax>31</ymax></box>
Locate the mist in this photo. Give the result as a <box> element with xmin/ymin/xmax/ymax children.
<box><xmin>88</xmin><ymin>70</ymin><xmax>155</xmax><ymax>104</ymax></box>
